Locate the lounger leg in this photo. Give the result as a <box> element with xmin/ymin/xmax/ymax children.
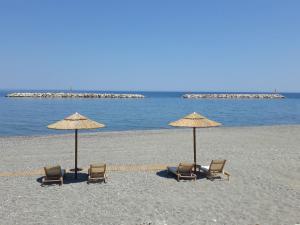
<box><xmin>222</xmin><ymin>172</ymin><xmax>230</xmax><ymax>181</ymax></box>
<box><xmin>226</xmin><ymin>173</ymin><xmax>230</xmax><ymax>181</ymax></box>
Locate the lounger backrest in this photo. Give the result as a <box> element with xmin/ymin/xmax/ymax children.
<box><xmin>44</xmin><ymin>165</ymin><xmax>62</xmax><ymax>179</ymax></box>
<box><xmin>209</xmin><ymin>160</ymin><xmax>226</xmax><ymax>173</ymax></box>
<box><xmin>90</xmin><ymin>164</ymin><xmax>106</xmax><ymax>177</ymax></box>
<box><xmin>178</xmin><ymin>163</ymin><xmax>194</xmax><ymax>175</ymax></box>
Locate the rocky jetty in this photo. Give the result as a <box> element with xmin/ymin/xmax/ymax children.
<box><xmin>183</xmin><ymin>93</ymin><xmax>285</xmax><ymax>99</ymax></box>
<box><xmin>6</xmin><ymin>92</ymin><xmax>145</xmax><ymax>98</ymax></box>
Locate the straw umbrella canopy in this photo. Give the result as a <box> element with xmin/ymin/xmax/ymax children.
<box><xmin>169</xmin><ymin>112</ymin><xmax>221</xmax><ymax>172</ymax></box>
<box><xmin>48</xmin><ymin>112</ymin><xmax>105</xmax><ymax>179</ymax></box>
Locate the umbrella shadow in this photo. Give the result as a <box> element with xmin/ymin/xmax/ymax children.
<box><xmin>37</xmin><ymin>172</ymin><xmax>88</xmax><ymax>186</ymax></box>
<box><xmin>196</xmin><ymin>172</ymin><xmax>207</xmax><ymax>180</ymax></box>
<box><xmin>156</xmin><ymin>169</ymin><xmax>174</xmax><ymax>179</ymax></box>
<box><xmin>156</xmin><ymin>169</ymin><xmax>207</xmax><ymax>181</ymax></box>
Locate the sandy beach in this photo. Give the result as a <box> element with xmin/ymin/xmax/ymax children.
<box><xmin>0</xmin><ymin>125</ymin><xmax>299</xmax><ymax>225</ymax></box>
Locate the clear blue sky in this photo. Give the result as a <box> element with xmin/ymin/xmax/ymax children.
<box><xmin>0</xmin><ymin>0</ymin><xmax>299</xmax><ymax>92</ymax></box>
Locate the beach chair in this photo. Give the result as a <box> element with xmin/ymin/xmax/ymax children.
<box><xmin>42</xmin><ymin>165</ymin><xmax>65</xmax><ymax>185</ymax></box>
<box><xmin>167</xmin><ymin>163</ymin><xmax>196</xmax><ymax>182</ymax></box>
<box><xmin>200</xmin><ymin>160</ymin><xmax>230</xmax><ymax>181</ymax></box>
<box><xmin>88</xmin><ymin>163</ymin><xmax>107</xmax><ymax>183</ymax></box>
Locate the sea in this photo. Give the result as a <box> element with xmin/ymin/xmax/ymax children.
<box><xmin>0</xmin><ymin>90</ymin><xmax>300</xmax><ymax>136</ymax></box>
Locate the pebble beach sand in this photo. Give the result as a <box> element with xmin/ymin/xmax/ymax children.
<box><xmin>0</xmin><ymin>126</ymin><xmax>299</xmax><ymax>225</ymax></box>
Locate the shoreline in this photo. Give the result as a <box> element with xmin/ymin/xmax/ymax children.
<box><xmin>1</xmin><ymin>124</ymin><xmax>300</xmax><ymax>139</ymax></box>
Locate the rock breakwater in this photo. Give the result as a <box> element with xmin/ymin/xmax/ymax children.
<box><xmin>6</xmin><ymin>92</ymin><xmax>145</xmax><ymax>98</ymax></box>
<box><xmin>183</xmin><ymin>93</ymin><xmax>285</xmax><ymax>99</ymax></box>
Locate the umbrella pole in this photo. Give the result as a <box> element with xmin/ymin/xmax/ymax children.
<box><xmin>75</xmin><ymin>129</ymin><xmax>78</xmax><ymax>179</ymax></box>
<box><xmin>193</xmin><ymin>127</ymin><xmax>197</xmax><ymax>172</ymax></box>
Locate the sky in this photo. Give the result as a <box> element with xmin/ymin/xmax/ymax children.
<box><xmin>0</xmin><ymin>0</ymin><xmax>299</xmax><ymax>92</ymax></box>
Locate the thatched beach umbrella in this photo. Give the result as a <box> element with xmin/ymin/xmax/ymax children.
<box><xmin>48</xmin><ymin>112</ymin><xmax>105</xmax><ymax>179</ymax></box>
<box><xmin>169</xmin><ymin>112</ymin><xmax>221</xmax><ymax>172</ymax></box>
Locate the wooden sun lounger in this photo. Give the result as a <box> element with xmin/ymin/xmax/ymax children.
<box><xmin>42</xmin><ymin>165</ymin><xmax>65</xmax><ymax>185</ymax></box>
<box><xmin>167</xmin><ymin>163</ymin><xmax>196</xmax><ymax>182</ymax></box>
<box><xmin>200</xmin><ymin>160</ymin><xmax>230</xmax><ymax>181</ymax></box>
<box><xmin>88</xmin><ymin>163</ymin><xmax>107</xmax><ymax>183</ymax></box>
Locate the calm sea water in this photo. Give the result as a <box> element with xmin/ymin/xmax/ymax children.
<box><xmin>0</xmin><ymin>90</ymin><xmax>300</xmax><ymax>136</ymax></box>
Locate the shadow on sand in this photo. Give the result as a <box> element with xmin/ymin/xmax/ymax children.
<box><xmin>156</xmin><ymin>169</ymin><xmax>207</xmax><ymax>181</ymax></box>
<box><xmin>156</xmin><ymin>170</ymin><xmax>174</xmax><ymax>179</ymax></box>
<box><xmin>37</xmin><ymin>172</ymin><xmax>88</xmax><ymax>186</ymax></box>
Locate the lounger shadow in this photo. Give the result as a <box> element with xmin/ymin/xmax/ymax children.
<box><xmin>37</xmin><ymin>169</ymin><xmax>88</xmax><ymax>186</ymax></box>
